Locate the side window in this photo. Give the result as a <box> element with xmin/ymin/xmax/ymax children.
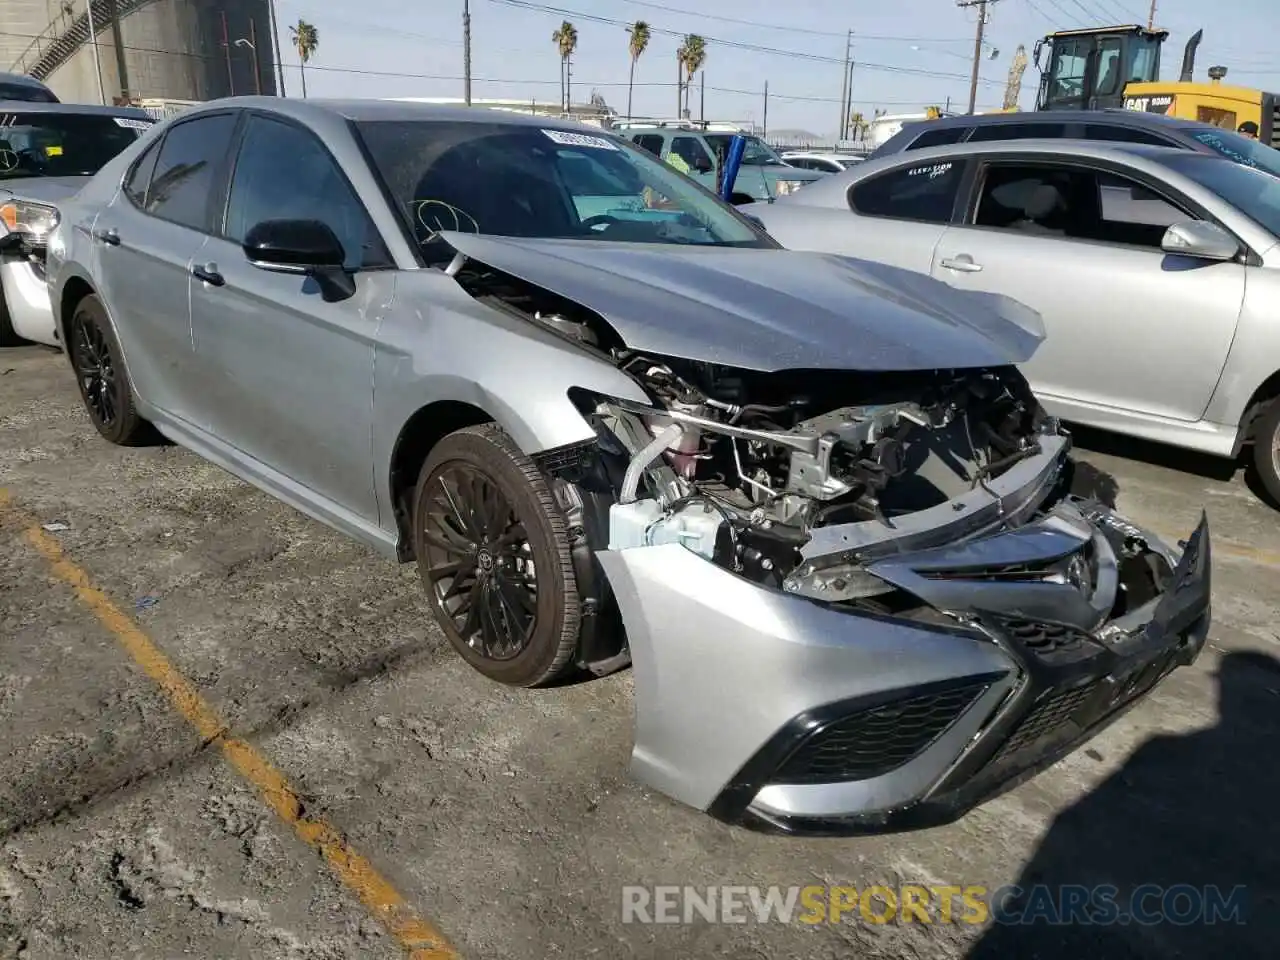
<box><xmin>223</xmin><ymin>115</ymin><xmax>390</xmax><ymax>271</ymax></box>
<box><xmin>145</xmin><ymin>113</ymin><xmax>237</xmax><ymax>230</ymax></box>
<box><xmin>1095</xmin><ymin>39</ymin><xmax>1124</xmax><ymax>97</ymax></box>
<box><xmin>1084</xmin><ymin>124</ymin><xmax>1177</xmax><ymax>146</ymax></box>
<box><xmin>122</xmin><ymin>137</ymin><xmax>162</xmax><ymax>207</ymax></box>
<box><xmin>669</xmin><ymin>136</ymin><xmax>714</xmax><ymax>172</ymax></box>
<box><xmin>632</xmin><ymin>134</ymin><xmax>664</xmax><ymax>156</ymax></box>
<box><xmin>784</xmin><ymin>157</ymin><xmax>811</xmax><ymax>169</ymax></box>
<box><xmin>905</xmin><ymin>126</ymin><xmax>968</xmax><ymax>150</ymax></box>
<box><xmin>849</xmin><ymin>160</ymin><xmax>964</xmax><ymax>223</ymax></box>
<box><xmin>971</xmin><ymin>161</ymin><xmax>1191</xmax><ymax>250</ymax></box>
<box><xmin>966</xmin><ymin>122</ymin><xmax>1065</xmax><ymax>142</ymax></box>
<box><xmin>1096</xmin><ymin>172</ymin><xmax>1189</xmax><ymax>238</ymax></box>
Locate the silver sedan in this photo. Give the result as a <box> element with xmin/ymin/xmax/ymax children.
<box><xmin>44</xmin><ymin>100</ymin><xmax>1210</xmax><ymax>834</ymax></box>
<box><xmin>749</xmin><ymin>139</ymin><xmax>1280</xmax><ymax>505</ymax></box>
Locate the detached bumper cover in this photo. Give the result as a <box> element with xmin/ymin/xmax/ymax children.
<box><xmin>596</xmin><ymin>508</ymin><xmax>1210</xmax><ymax>835</ymax></box>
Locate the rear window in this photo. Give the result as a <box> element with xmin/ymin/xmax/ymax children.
<box><xmin>1084</xmin><ymin>123</ymin><xmax>1176</xmax><ymax>146</ymax></box>
<box><xmin>966</xmin><ymin>122</ymin><xmax>1065</xmax><ymax>142</ymax></box>
<box><xmin>1181</xmin><ymin>126</ymin><xmax>1280</xmax><ymax>180</ymax></box>
<box><xmin>905</xmin><ymin>126</ymin><xmax>968</xmax><ymax>150</ymax></box>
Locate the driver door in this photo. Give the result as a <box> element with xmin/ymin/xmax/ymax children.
<box><xmin>187</xmin><ymin>112</ymin><xmax>396</xmax><ymax>523</ymax></box>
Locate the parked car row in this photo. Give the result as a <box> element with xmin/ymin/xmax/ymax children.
<box><xmin>751</xmin><ymin>117</ymin><xmax>1280</xmax><ymax>504</ymax></box>
<box><xmin>2</xmin><ymin>94</ymin><xmax>1212</xmax><ymax>836</ymax></box>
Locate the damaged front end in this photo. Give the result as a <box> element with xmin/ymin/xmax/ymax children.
<box><xmin>445</xmin><ymin>244</ymin><xmax>1212</xmax><ymax>834</ymax></box>
<box><xmin>567</xmin><ymin>356</ymin><xmax>1208</xmax><ymax>833</ymax></box>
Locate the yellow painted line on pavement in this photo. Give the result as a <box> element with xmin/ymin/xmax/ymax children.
<box><xmin>0</xmin><ymin>489</ymin><xmax>459</xmax><ymax>960</ymax></box>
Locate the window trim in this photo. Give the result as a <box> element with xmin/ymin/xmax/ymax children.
<box><xmin>121</xmin><ymin>133</ymin><xmax>166</xmax><ymax>210</ymax></box>
<box><xmin>845</xmin><ymin>157</ymin><xmax>973</xmax><ymax>225</ymax></box>
<box><xmin>219</xmin><ymin>108</ymin><xmax>395</xmax><ymax>272</ymax></box>
<box><xmin>954</xmin><ymin>151</ymin><xmax>1255</xmax><ymax>259</ymax></box>
<box><xmin>127</xmin><ymin>109</ymin><xmax>242</xmax><ymax>234</ymax></box>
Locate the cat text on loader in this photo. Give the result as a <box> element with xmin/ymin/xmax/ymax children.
<box><xmin>1124</xmin><ymin>28</ymin><xmax>1279</xmax><ymax>149</ymax></box>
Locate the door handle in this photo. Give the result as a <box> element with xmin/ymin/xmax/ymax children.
<box><xmin>93</xmin><ymin>226</ymin><xmax>120</xmax><ymax>246</ymax></box>
<box><xmin>939</xmin><ymin>254</ymin><xmax>982</xmax><ymax>273</ymax></box>
<box><xmin>191</xmin><ymin>262</ymin><xmax>225</xmax><ymax>287</ymax></box>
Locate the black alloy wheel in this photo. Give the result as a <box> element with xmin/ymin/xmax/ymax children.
<box><xmin>412</xmin><ymin>423</ymin><xmax>581</xmax><ymax>687</ymax></box>
<box><xmin>68</xmin><ymin>294</ymin><xmax>155</xmax><ymax>446</ymax></box>
<box><xmin>423</xmin><ymin>462</ymin><xmax>538</xmax><ymax>661</ymax></box>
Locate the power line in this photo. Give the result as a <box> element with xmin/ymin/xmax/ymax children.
<box><xmin>484</xmin><ymin>0</ymin><xmax>1007</xmax><ymax>86</ymax></box>
<box><xmin>0</xmin><ymin>30</ymin><xmax>994</xmax><ymax>108</ymax></box>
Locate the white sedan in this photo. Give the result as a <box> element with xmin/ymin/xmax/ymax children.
<box><xmin>780</xmin><ymin>151</ymin><xmax>865</xmax><ymax>174</ymax></box>
<box><xmin>1</xmin><ymin>102</ymin><xmax>154</xmax><ymax>347</ymax></box>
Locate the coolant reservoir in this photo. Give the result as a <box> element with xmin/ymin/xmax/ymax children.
<box><xmin>608</xmin><ymin>500</ymin><xmax>723</xmax><ymax>560</ymax></box>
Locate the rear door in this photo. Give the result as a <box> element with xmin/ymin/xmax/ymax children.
<box><xmin>90</xmin><ymin>111</ymin><xmax>238</xmax><ymax>427</ymax></box>
<box><xmin>789</xmin><ymin>156</ymin><xmax>970</xmax><ymax>274</ymax></box>
<box><xmin>187</xmin><ymin>111</ymin><xmax>396</xmax><ymax>523</ymax></box>
<box><xmin>929</xmin><ymin>153</ymin><xmax>1246</xmax><ymax>422</ymax></box>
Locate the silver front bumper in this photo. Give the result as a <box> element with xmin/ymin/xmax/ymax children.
<box><xmin>596</xmin><ymin>505</ymin><xmax>1211</xmax><ymax>834</ymax></box>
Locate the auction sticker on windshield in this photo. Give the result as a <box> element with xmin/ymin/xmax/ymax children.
<box><xmin>542</xmin><ymin>129</ymin><xmax>619</xmax><ymax>150</ymax></box>
<box><xmin>113</xmin><ymin>117</ymin><xmax>153</xmax><ymax>130</ymax></box>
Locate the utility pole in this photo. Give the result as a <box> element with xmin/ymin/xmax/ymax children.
<box><xmin>1146</xmin><ymin>0</ymin><xmax>1156</xmax><ymax>29</ymax></box>
<box><xmin>762</xmin><ymin>80</ymin><xmax>769</xmax><ymax>138</ymax></box>
<box><xmin>844</xmin><ymin>38</ymin><xmax>855</xmax><ymax>139</ymax></box>
<box><xmin>700</xmin><ymin>71</ymin><xmax>705</xmax><ymax>123</ymax></box>
<box><xmin>676</xmin><ymin>52</ymin><xmax>682</xmax><ymax>117</ymax></box>
<box><xmin>839</xmin><ymin>30</ymin><xmax>851</xmax><ymax>140</ymax></box>
<box><xmin>463</xmin><ymin>0</ymin><xmax>472</xmax><ymax>105</ymax></box>
<box><xmin>85</xmin><ymin>0</ymin><xmax>106</xmax><ymax>105</ymax></box>
<box><xmin>267</xmin><ymin>0</ymin><xmax>285</xmax><ymax>95</ymax></box>
<box><xmin>957</xmin><ymin>0</ymin><xmax>997</xmax><ymax>115</ymax></box>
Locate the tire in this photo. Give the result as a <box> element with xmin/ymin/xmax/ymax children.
<box><xmin>0</xmin><ymin>281</ymin><xmax>30</xmax><ymax>347</ymax></box>
<box><xmin>1250</xmin><ymin>399</ymin><xmax>1280</xmax><ymax>506</ymax></box>
<box><xmin>67</xmin><ymin>294</ymin><xmax>156</xmax><ymax>446</ymax></box>
<box><xmin>412</xmin><ymin>422</ymin><xmax>581</xmax><ymax>687</ymax></box>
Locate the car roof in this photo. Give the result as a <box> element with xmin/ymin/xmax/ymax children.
<box><xmin>0</xmin><ymin>100</ymin><xmax>153</xmax><ymax>119</ymax></box>
<box><xmin>788</xmin><ymin>136</ymin><xmax>1202</xmax><ymax>204</ymax></box>
<box><xmin>893</xmin><ymin>108</ymin><xmax>1198</xmax><ymax>134</ymax></box>
<box><xmin>160</xmin><ymin>95</ymin><xmax>628</xmax><ymax>133</ymax></box>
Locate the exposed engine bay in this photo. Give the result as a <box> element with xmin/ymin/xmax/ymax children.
<box><xmin>453</xmin><ymin>256</ymin><xmax>1177</xmax><ymax>620</ymax></box>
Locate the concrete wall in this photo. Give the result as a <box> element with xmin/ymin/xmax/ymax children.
<box><xmin>6</xmin><ymin>0</ymin><xmax>277</xmax><ymax>104</ymax></box>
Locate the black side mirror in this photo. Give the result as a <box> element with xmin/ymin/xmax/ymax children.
<box><xmin>242</xmin><ymin>218</ymin><xmax>356</xmax><ymax>302</ymax></box>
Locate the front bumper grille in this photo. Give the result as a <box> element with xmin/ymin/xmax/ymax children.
<box><xmin>771</xmin><ymin>678</ymin><xmax>994</xmax><ymax>784</ymax></box>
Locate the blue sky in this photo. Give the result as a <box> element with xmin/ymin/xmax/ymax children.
<box><xmin>271</xmin><ymin>0</ymin><xmax>1276</xmax><ymax>134</ymax></box>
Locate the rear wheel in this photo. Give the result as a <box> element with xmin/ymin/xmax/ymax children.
<box><xmin>412</xmin><ymin>423</ymin><xmax>581</xmax><ymax>687</ymax></box>
<box><xmin>68</xmin><ymin>294</ymin><xmax>155</xmax><ymax>446</ymax></box>
<box><xmin>1250</xmin><ymin>399</ymin><xmax>1280</xmax><ymax>506</ymax></box>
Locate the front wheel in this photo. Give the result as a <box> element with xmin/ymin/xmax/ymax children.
<box><xmin>411</xmin><ymin>423</ymin><xmax>582</xmax><ymax>687</ymax></box>
<box><xmin>1250</xmin><ymin>399</ymin><xmax>1280</xmax><ymax>506</ymax></box>
<box><xmin>68</xmin><ymin>294</ymin><xmax>156</xmax><ymax>446</ymax></box>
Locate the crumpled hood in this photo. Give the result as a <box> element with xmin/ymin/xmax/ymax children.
<box><xmin>437</xmin><ymin>232</ymin><xmax>1044</xmax><ymax>372</ymax></box>
<box><xmin>0</xmin><ymin>176</ymin><xmax>90</xmax><ymax>205</ymax></box>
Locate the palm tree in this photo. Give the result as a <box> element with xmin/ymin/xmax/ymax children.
<box><xmin>552</xmin><ymin>21</ymin><xmax>578</xmax><ymax>112</ymax></box>
<box><xmin>289</xmin><ymin>19</ymin><xmax>318</xmax><ymax>99</ymax></box>
<box><xmin>677</xmin><ymin>34</ymin><xmax>706</xmax><ymax>117</ymax></box>
<box><xmin>625</xmin><ymin>21</ymin><xmax>650</xmax><ymax>122</ymax></box>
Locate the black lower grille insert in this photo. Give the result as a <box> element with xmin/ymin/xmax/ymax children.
<box><xmin>771</xmin><ymin>678</ymin><xmax>993</xmax><ymax>784</ymax></box>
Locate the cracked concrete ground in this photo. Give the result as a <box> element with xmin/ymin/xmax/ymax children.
<box><xmin>2</xmin><ymin>342</ymin><xmax>1278</xmax><ymax>959</ymax></box>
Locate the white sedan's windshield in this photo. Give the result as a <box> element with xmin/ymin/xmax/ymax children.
<box><xmin>1161</xmin><ymin>152</ymin><xmax>1280</xmax><ymax>238</ymax></box>
<box><xmin>355</xmin><ymin>120</ymin><xmax>773</xmax><ymax>256</ymax></box>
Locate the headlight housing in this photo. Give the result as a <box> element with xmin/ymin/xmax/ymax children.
<box><xmin>0</xmin><ymin>199</ymin><xmax>60</xmax><ymax>246</ymax></box>
<box><xmin>773</xmin><ymin>178</ymin><xmax>807</xmax><ymax>197</ymax></box>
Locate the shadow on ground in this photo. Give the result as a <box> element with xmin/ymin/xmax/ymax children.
<box><xmin>966</xmin><ymin>651</ymin><xmax>1280</xmax><ymax>959</ymax></box>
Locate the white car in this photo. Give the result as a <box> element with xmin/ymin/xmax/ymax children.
<box><xmin>1</xmin><ymin>102</ymin><xmax>154</xmax><ymax>346</ymax></box>
<box><xmin>781</xmin><ymin>151</ymin><xmax>864</xmax><ymax>174</ymax></box>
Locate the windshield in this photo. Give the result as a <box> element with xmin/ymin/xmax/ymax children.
<box><xmin>354</xmin><ymin>120</ymin><xmax>773</xmax><ymax>257</ymax></box>
<box><xmin>1180</xmin><ymin>125</ymin><xmax>1280</xmax><ymax>179</ymax></box>
<box><xmin>0</xmin><ymin>111</ymin><xmax>152</xmax><ymax>179</ymax></box>
<box><xmin>1159</xmin><ymin>152</ymin><xmax>1280</xmax><ymax>237</ymax></box>
<box><xmin>703</xmin><ymin>133</ymin><xmax>784</xmax><ymax>166</ymax></box>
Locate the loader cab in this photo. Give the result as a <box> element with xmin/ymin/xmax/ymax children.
<box><xmin>1035</xmin><ymin>25</ymin><xmax>1167</xmax><ymax>112</ymax></box>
